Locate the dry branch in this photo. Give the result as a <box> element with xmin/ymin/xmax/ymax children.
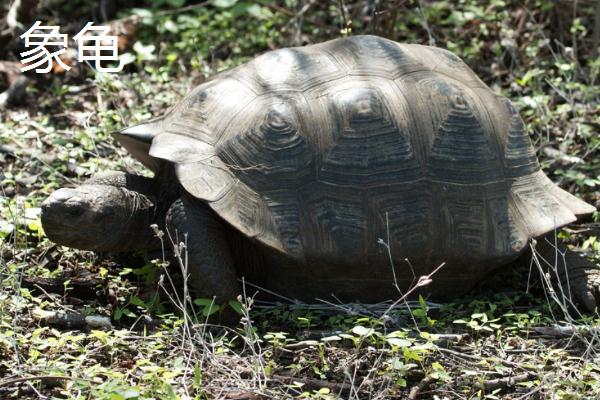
<box><xmin>0</xmin><ymin>375</ymin><xmax>95</xmax><ymax>389</ymax></box>
<box><xmin>474</xmin><ymin>372</ymin><xmax>538</xmax><ymax>391</ymax></box>
<box><xmin>408</xmin><ymin>375</ymin><xmax>435</xmax><ymax>400</ymax></box>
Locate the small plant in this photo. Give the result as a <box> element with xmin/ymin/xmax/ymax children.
<box><xmin>454</xmin><ymin>312</ymin><xmax>502</xmax><ymax>333</ymax></box>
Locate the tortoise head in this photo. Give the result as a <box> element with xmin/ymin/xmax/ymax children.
<box><xmin>41</xmin><ymin>184</ymin><xmax>157</xmax><ymax>253</ymax></box>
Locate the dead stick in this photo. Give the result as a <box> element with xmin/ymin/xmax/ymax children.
<box><xmin>408</xmin><ymin>375</ymin><xmax>435</xmax><ymax>399</ymax></box>
<box><xmin>437</xmin><ymin>347</ymin><xmax>533</xmax><ymax>371</ymax></box>
<box><xmin>474</xmin><ymin>372</ymin><xmax>537</xmax><ymax>391</ymax></box>
<box><xmin>0</xmin><ymin>375</ymin><xmax>95</xmax><ymax>388</ymax></box>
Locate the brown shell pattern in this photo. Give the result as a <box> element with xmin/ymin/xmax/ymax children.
<box><xmin>148</xmin><ymin>35</ymin><xmax>595</xmax><ymax>266</ymax></box>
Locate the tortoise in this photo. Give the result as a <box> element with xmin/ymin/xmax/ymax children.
<box><xmin>41</xmin><ymin>35</ymin><xmax>600</xmax><ymax>310</ymax></box>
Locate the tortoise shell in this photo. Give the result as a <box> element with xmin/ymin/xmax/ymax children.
<box><xmin>119</xmin><ymin>35</ymin><xmax>594</xmax><ymax>283</ymax></box>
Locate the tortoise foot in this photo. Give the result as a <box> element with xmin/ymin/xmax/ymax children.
<box><xmin>534</xmin><ymin>237</ymin><xmax>600</xmax><ymax>313</ymax></box>
<box><xmin>566</xmin><ymin>259</ymin><xmax>600</xmax><ymax>313</ymax></box>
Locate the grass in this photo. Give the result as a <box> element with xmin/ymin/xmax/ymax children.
<box><xmin>1</xmin><ymin>0</ymin><xmax>600</xmax><ymax>398</ymax></box>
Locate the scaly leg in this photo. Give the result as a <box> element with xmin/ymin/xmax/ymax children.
<box><xmin>534</xmin><ymin>235</ymin><xmax>600</xmax><ymax>312</ymax></box>
<box><xmin>165</xmin><ymin>194</ymin><xmax>239</xmax><ymax>302</ymax></box>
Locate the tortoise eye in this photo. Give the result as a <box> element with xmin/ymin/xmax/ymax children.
<box><xmin>68</xmin><ymin>207</ymin><xmax>84</xmax><ymax>217</ymax></box>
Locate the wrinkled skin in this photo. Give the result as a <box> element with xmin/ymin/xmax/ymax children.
<box><xmin>41</xmin><ymin>175</ymin><xmax>160</xmax><ymax>253</ymax></box>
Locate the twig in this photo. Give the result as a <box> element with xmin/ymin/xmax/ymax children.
<box><xmin>533</xmin><ymin>324</ymin><xmax>600</xmax><ymax>337</ymax></box>
<box><xmin>382</xmin><ymin>262</ymin><xmax>446</xmax><ymax>318</ymax></box>
<box><xmin>514</xmin><ymin>381</ymin><xmax>545</xmax><ymax>400</ymax></box>
<box><xmin>408</xmin><ymin>375</ymin><xmax>435</xmax><ymax>399</ymax></box>
<box><xmin>0</xmin><ymin>0</ymin><xmax>39</xmax><ymax>47</ymax></box>
<box><xmin>473</xmin><ymin>372</ymin><xmax>537</xmax><ymax>391</ymax></box>
<box><xmin>0</xmin><ymin>375</ymin><xmax>95</xmax><ymax>388</ymax></box>
<box><xmin>437</xmin><ymin>347</ymin><xmax>534</xmax><ymax>371</ymax></box>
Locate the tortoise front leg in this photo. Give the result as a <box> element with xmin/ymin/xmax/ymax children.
<box><xmin>534</xmin><ymin>236</ymin><xmax>600</xmax><ymax>312</ymax></box>
<box><xmin>165</xmin><ymin>194</ymin><xmax>240</xmax><ymax>302</ymax></box>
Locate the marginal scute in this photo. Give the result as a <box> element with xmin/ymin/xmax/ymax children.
<box><xmin>509</xmin><ymin>170</ymin><xmax>594</xmax><ymax>237</ymax></box>
<box><xmin>446</xmin><ymin>197</ymin><xmax>487</xmax><ymax>253</ymax></box>
<box><xmin>210</xmin><ymin>182</ymin><xmax>284</xmax><ymax>252</ymax></box>
<box><xmin>301</xmin><ymin>186</ymin><xmax>367</xmax><ymax>259</ymax></box>
<box><xmin>264</xmin><ymin>190</ymin><xmax>304</xmax><ymax>256</ymax></box>
<box><xmin>487</xmin><ymin>196</ymin><xmax>528</xmax><ymax>255</ymax></box>
<box><xmin>370</xmin><ymin>183</ymin><xmax>431</xmax><ymax>255</ymax></box>
<box><xmin>114</xmin><ymin>118</ymin><xmax>164</xmax><ymax>172</ymax></box>
<box><xmin>150</xmin><ymin>133</ymin><xmax>235</xmax><ymax>202</ymax></box>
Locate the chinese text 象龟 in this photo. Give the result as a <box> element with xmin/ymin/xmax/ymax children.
<box><xmin>20</xmin><ymin>21</ymin><xmax>123</xmax><ymax>73</ymax></box>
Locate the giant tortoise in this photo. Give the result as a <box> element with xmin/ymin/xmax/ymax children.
<box><xmin>41</xmin><ymin>35</ymin><xmax>600</xmax><ymax>310</ymax></box>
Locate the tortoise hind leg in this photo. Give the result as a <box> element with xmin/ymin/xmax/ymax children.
<box><xmin>165</xmin><ymin>194</ymin><xmax>240</xmax><ymax>302</ymax></box>
<box><xmin>534</xmin><ymin>236</ymin><xmax>600</xmax><ymax>312</ymax></box>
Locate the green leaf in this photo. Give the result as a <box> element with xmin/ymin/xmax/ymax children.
<box><xmin>27</xmin><ymin>220</ymin><xmax>41</xmax><ymax>232</ymax></box>
<box><xmin>352</xmin><ymin>325</ymin><xmax>374</xmax><ymax>337</ymax></box>
<box><xmin>202</xmin><ymin>304</ymin><xmax>221</xmax><ymax>317</ymax></box>
<box><xmin>402</xmin><ymin>347</ymin><xmax>422</xmax><ymax>362</ymax></box>
<box><xmin>129</xmin><ymin>296</ymin><xmax>146</xmax><ymax>308</ymax></box>
<box><xmin>211</xmin><ymin>0</ymin><xmax>238</xmax><ymax>8</ymax></box>
<box><xmin>119</xmin><ymin>388</ymin><xmax>140</xmax><ymax>399</ymax></box>
<box><xmin>0</xmin><ymin>220</ymin><xmax>15</xmax><ymax>238</ymax></box>
<box><xmin>133</xmin><ymin>41</ymin><xmax>156</xmax><ymax>61</ymax></box>
<box><xmin>412</xmin><ymin>308</ymin><xmax>426</xmax><ymax>317</ymax></box>
<box><xmin>194</xmin><ymin>298</ymin><xmax>215</xmax><ymax>307</ymax></box>
<box><xmin>193</xmin><ymin>364</ymin><xmax>202</xmax><ymax>388</ymax></box>
<box><xmin>471</xmin><ymin>313</ymin><xmax>488</xmax><ymax>322</ymax></box>
<box><xmin>228</xmin><ymin>300</ymin><xmax>244</xmax><ymax>315</ymax></box>
<box><xmin>386</xmin><ymin>338</ymin><xmax>411</xmax><ymax>347</ymax></box>
<box><xmin>165</xmin><ymin>0</ymin><xmax>185</xmax><ymax>6</ymax></box>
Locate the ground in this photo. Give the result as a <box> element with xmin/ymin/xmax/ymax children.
<box><xmin>1</xmin><ymin>1</ymin><xmax>600</xmax><ymax>399</ymax></box>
